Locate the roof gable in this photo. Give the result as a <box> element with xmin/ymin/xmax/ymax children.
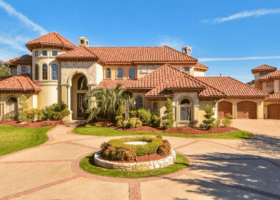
<box><xmin>4</xmin><ymin>54</ymin><xmax>32</xmax><ymax>65</ymax></box>
<box><xmin>252</xmin><ymin>64</ymin><xmax>277</xmax><ymax>73</ymax></box>
<box><xmin>0</xmin><ymin>75</ymin><xmax>40</xmax><ymax>92</ymax></box>
<box><xmin>260</xmin><ymin>70</ymin><xmax>280</xmax><ymax>80</ymax></box>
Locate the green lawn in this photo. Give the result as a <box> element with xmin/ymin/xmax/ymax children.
<box><xmin>73</xmin><ymin>126</ymin><xmax>254</xmax><ymax>139</ymax></box>
<box><xmin>0</xmin><ymin>126</ymin><xmax>52</xmax><ymax>156</ymax></box>
<box><xmin>80</xmin><ymin>153</ymin><xmax>188</xmax><ymax>178</ymax></box>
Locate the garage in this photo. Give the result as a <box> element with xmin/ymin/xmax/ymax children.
<box><xmin>218</xmin><ymin>101</ymin><xmax>233</xmax><ymax>118</ymax></box>
<box><xmin>268</xmin><ymin>104</ymin><xmax>280</xmax><ymax>119</ymax></box>
<box><xmin>237</xmin><ymin>101</ymin><xmax>257</xmax><ymax>119</ymax></box>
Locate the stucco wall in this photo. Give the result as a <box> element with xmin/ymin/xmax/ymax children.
<box><xmin>274</xmin><ymin>80</ymin><xmax>280</xmax><ymax>93</ymax></box>
<box><xmin>262</xmin><ymin>82</ymin><xmax>274</xmax><ymax>94</ymax></box>
<box><xmin>37</xmin><ymin>84</ymin><xmax>59</xmax><ymax>109</ymax></box>
<box><xmin>137</xmin><ymin>65</ymin><xmax>161</xmax><ymax>79</ymax></box>
<box><xmin>103</xmin><ymin>66</ymin><xmax>137</xmax><ymax>80</ymax></box>
<box><xmin>193</xmin><ymin>70</ymin><xmax>205</xmax><ymax>77</ymax></box>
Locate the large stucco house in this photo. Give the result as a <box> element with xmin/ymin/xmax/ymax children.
<box><xmin>1</xmin><ymin>32</ymin><xmax>279</xmax><ymax>125</ymax></box>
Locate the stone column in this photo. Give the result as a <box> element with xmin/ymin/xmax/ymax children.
<box><xmin>67</xmin><ymin>85</ymin><xmax>72</xmax><ymax>121</ymax></box>
<box><xmin>232</xmin><ymin>101</ymin><xmax>237</xmax><ymax>119</ymax></box>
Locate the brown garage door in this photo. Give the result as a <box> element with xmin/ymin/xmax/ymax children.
<box><xmin>237</xmin><ymin>101</ymin><xmax>257</xmax><ymax>119</ymax></box>
<box><xmin>218</xmin><ymin>101</ymin><xmax>233</xmax><ymax>118</ymax></box>
<box><xmin>268</xmin><ymin>104</ymin><xmax>280</xmax><ymax>119</ymax></box>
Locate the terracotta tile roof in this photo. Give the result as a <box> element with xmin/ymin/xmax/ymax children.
<box><xmin>57</xmin><ymin>46</ymin><xmax>197</xmax><ymax>63</ymax></box>
<box><xmin>251</xmin><ymin>64</ymin><xmax>277</xmax><ymax>73</ymax></box>
<box><xmin>56</xmin><ymin>47</ymin><xmax>98</xmax><ymax>59</ymax></box>
<box><xmin>4</xmin><ymin>54</ymin><xmax>32</xmax><ymax>65</ymax></box>
<box><xmin>95</xmin><ymin>79</ymin><xmax>137</xmax><ymax>89</ymax></box>
<box><xmin>25</xmin><ymin>32</ymin><xmax>77</xmax><ymax>50</ymax></box>
<box><xmin>197</xmin><ymin>77</ymin><xmax>268</xmax><ymax>98</ymax></box>
<box><xmin>195</xmin><ymin>62</ymin><xmax>208</xmax><ymax>70</ymax></box>
<box><xmin>0</xmin><ymin>75</ymin><xmax>40</xmax><ymax>92</ymax></box>
<box><xmin>260</xmin><ymin>70</ymin><xmax>280</xmax><ymax>80</ymax></box>
<box><xmin>265</xmin><ymin>93</ymin><xmax>280</xmax><ymax>101</ymax></box>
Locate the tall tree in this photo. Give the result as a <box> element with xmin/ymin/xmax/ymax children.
<box><xmin>0</xmin><ymin>63</ymin><xmax>11</xmax><ymax>77</ymax></box>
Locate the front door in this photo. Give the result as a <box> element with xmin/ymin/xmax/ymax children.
<box><xmin>77</xmin><ymin>93</ymin><xmax>88</xmax><ymax>119</ymax></box>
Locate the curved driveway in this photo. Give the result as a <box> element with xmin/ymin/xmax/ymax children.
<box><xmin>0</xmin><ymin>120</ymin><xmax>280</xmax><ymax>200</ymax></box>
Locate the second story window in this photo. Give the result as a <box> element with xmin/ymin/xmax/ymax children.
<box><xmin>266</xmin><ymin>82</ymin><xmax>271</xmax><ymax>87</ymax></box>
<box><xmin>35</xmin><ymin>51</ymin><xmax>39</xmax><ymax>56</ymax></box>
<box><xmin>184</xmin><ymin>67</ymin><xmax>190</xmax><ymax>72</ymax></box>
<box><xmin>52</xmin><ymin>64</ymin><xmax>58</xmax><ymax>80</ymax></box>
<box><xmin>105</xmin><ymin>68</ymin><xmax>111</xmax><ymax>79</ymax></box>
<box><xmin>42</xmin><ymin>51</ymin><xmax>47</xmax><ymax>56</ymax></box>
<box><xmin>52</xmin><ymin>51</ymin><xmax>58</xmax><ymax>56</ymax></box>
<box><xmin>21</xmin><ymin>66</ymin><xmax>27</xmax><ymax>73</ymax></box>
<box><xmin>34</xmin><ymin>64</ymin><xmax>39</xmax><ymax>80</ymax></box>
<box><xmin>117</xmin><ymin>68</ymin><xmax>123</xmax><ymax>79</ymax></box>
<box><xmin>42</xmin><ymin>64</ymin><xmax>48</xmax><ymax>80</ymax></box>
<box><xmin>129</xmin><ymin>68</ymin><xmax>135</xmax><ymax>79</ymax></box>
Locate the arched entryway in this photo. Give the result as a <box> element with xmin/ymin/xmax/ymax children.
<box><xmin>218</xmin><ymin>101</ymin><xmax>233</xmax><ymax>118</ymax></box>
<box><xmin>6</xmin><ymin>97</ymin><xmax>18</xmax><ymax>120</ymax></box>
<box><xmin>71</xmin><ymin>74</ymin><xmax>89</xmax><ymax>119</ymax></box>
<box><xmin>237</xmin><ymin>101</ymin><xmax>257</xmax><ymax>119</ymax></box>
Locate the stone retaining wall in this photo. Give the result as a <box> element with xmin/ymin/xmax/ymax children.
<box><xmin>94</xmin><ymin>150</ymin><xmax>176</xmax><ymax>171</ymax></box>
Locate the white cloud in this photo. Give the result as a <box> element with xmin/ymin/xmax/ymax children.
<box><xmin>0</xmin><ymin>0</ymin><xmax>48</xmax><ymax>35</ymax></box>
<box><xmin>202</xmin><ymin>9</ymin><xmax>280</xmax><ymax>24</ymax></box>
<box><xmin>158</xmin><ymin>36</ymin><xmax>185</xmax><ymax>50</ymax></box>
<box><xmin>199</xmin><ymin>56</ymin><xmax>280</xmax><ymax>62</ymax></box>
<box><xmin>0</xmin><ymin>36</ymin><xmax>29</xmax><ymax>52</ymax></box>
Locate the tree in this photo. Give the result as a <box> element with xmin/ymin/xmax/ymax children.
<box><xmin>203</xmin><ymin>104</ymin><xmax>216</xmax><ymax>130</ymax></box>
<box><xmin>162</xmin><ymin>98</ymin><xmax>174</xmax><ymax>130</ymax></box>
<box><xmin>0</xmin><ymin>63</ymin><xmax>10</xmax><ymax>77</ymax></box>
<box><xmin>18</xmin><ymin>95</ymin><xmax>28</xmax><ymax>122</ymax></box>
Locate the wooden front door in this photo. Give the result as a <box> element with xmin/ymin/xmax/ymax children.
<box><xmin>237</xmin><ymin>101</ymin><xmax>257</xmax><ymax>119</ymax></box>
<box><xmin>268</xmin><ymin>104</ymin><xmax>280</xmax><ymax>120</ymax></box>
<box><xmin>77</xmin><ymin>93</ymin><xmax>88</xmax><ymax>119</ymax></box>
<box><xmin>218</xmin><ymin>101</ymin><xmax>233</xmax><ymax>118</ymax></box>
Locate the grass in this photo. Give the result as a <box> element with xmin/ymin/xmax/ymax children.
<box><xmin>80</xmin><ymin>153</ymin><xmax>188</xmax><ymax>178</ymax></box>
<box><xmin>73</xmin><ymin>126</ymin><xmax>254</xmax><ymax>139</ymax></box>
<box><xmin>0</xmin><ymin>126</ymin><xmax>52</xmax><ymax>156</ymax></box>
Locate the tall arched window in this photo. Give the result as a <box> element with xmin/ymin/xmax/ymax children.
<box><xmin>52</xmin><ymin>64</ymin><xmax>58</xmax><ymax>80</ymax></box>
<box><xmin>180</xmin><ymin>98</ymin><xmax>192</xmax><ymax>121</ymax></box>
<box><xmin>105</xmin><ymin>68</ymin><xmax>111</xmax><ymax>79</ymax></box>
<box><xmin>135</xmin><ymin>95</ymin><xmax>143</xmax><ymax>109</ymax></box>
<box><xmin>117</xmin><ymin>68</ymin><xmax>123</xmax><ymax>79</ymax></box>
<box><xmin>34</xmin><ymin>64</ymin><xmax>39</xmax><ymax>80</ymax></box>
<box><xmin>42</xmin><ymin>64</ymin><xmax>48</xmax><ymax>80</ymax></box>
<box><xmin>77</xmin><ymin>76</ymin><xmax>88</xmax><ymax>90</ymax></box>
<box><xmin>129</xmin><ymin>68</ymin><xmax>135</xmax><ymax>79</ymax></box>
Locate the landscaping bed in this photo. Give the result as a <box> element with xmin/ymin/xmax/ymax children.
<box><xmin>0</xmin><ymin>120</ymin><xmax>65</xmax><ymax>128</ymax></box>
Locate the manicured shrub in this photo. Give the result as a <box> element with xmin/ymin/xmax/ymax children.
<box><xmin>151</xmin><ymin>114</ymin><xmax>161</xmax><ymax>127</ymax></box>
<box><xmin>137</xmin><ymin>108</ymin><xmax>152</xmax><ymax>125</ymax></box>
<box><xmin>157</xmin><ymin>140</ymin><xmax>171</xmax><ymax>156</ymax></box>
<box><xmin>203</xmin><ymin>105</ymin><xmax>216</xmax><ymax>130</ymax></box>
<box><xmin>162</xmin><ymin>98</ymin><xmax>174</xmax><ymax>130</ymax></box>
<box><xmin>42</xmin><ymin>102</ymin><xmax>70</xmax><ymax>121</ymax></box>
<box><xmin>215</xmin><ymin>117</ymin><xmax>221</xmax><ymax>127</ymax></box>
<box><xmin>122</xmin><ymin>118</ymin><xmax>142</xmax><ymax>128</ymax></box>
<box><xmin>115</xmin><ymin>105</ymin><xmax>125</xmax><ymax>126</ymax></box>
<box><xmin>129</xmin><ymin>110</ymin><xmax>137</xmax><ymax>118</ymax></box>
<box><xmin>223</xmin><ymin>114</ymin><xmax>233</xmax><ymax>127</ymax></box>
<box><xmin>135</xmin><ymin>118</ymin><xmax>142</xmax><ymax>128</ymax></box>
<box><xmin>18</xmin><ymin>95</ymin><xmax>28</xmax><ymax>122</ymax></box>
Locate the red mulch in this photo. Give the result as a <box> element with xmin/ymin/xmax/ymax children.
<box><xmin>0</xmin><ymin>120</ymin><xmax>65</xmax><ymax>128</ymax></box>
<box><xmin>112</xmin><ymin>125</ymin><xmax>238</xmax><ymax>135</ymax></box>
<box><xmin>103</xmin><ymin>152</ymin><xmax>170</xmax><ymax>163</ymax></box>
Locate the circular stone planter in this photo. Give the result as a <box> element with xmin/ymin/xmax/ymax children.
<box><xmin>94</xmin><ymin>149</ymin><xmax>176</xmax><ymax>171</ymax></box>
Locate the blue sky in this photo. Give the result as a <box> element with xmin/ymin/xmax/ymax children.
<box><xmin>1</xmin><ymin>0</ymin><xmax>280</xmax><ymax>83</ymax></box>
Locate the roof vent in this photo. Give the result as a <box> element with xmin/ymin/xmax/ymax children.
<box><xmin>182</xmin><ymin>46</ymin><xmax>192</xmax><ymax>56</ymax></box>
<box><xmin>79</xmin><ymin>37</ymin><xmax>89</xmax><ymax>47</ymax></box>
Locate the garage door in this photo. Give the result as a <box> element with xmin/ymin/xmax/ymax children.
<box><xmin>237</xmin><ymin>101</ymin><xmax>257</xmax><ymax>119</ymax></box>
<box><xmin>268</xmin><ymin>104</ymin><xmax>280</xmax><ymax>119</ymax></box>
<box><xmin>218</xmin><ymin>101</ymin><xmax>233</xmax><ymax>118</ymax></box>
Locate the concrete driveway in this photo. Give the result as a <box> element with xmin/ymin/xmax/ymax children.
<box><xmin>0</xmin><ymin>122</ymin><xmax>280</xmax><ymax>200</ymax></box>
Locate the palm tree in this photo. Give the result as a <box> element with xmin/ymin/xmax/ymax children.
<box><xmin>85</xmin><ymin>84</ymin><xmax>128</xmax><ymax>121</ymax></box>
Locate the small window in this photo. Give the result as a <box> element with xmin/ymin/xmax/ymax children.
<box><xmin>52</xmin><ymin>64</ymin><xmax>58</xmax><ymax>80</ymax></box>
<box><xmin>266</xmin><ymin>82</ymin><xmax>271</xmax><ymax>87</ymax></box>
<box><xmin>184</xmin><ymin>67</ymin><xmax>189</xmax><ymax>72</ymax></box>
<box><xmin>35</xmin><ymin>51</ymin><xmax>39</xmax><ymax>56</ymax></box>
<box><xmin>8</xmin><ymin>97</ymin><xmax>17</xmax><ymax>103</ymax></box>
<box><xmin>80</xmin><ymin>40</ymin><xmax>84</xmax><ymax>44</ymax></box>
<box><xmin>42</xmin><ymin>51</ymin><xmax>47</xmax><ymax>56</ymax></box>
<box><xmin>117</xmin><ymin>68</ymin><xmax>123</xmax><ymax>79</ymax></box>
<box><xmin>153</xmin><ymin>102</ymin><xmax>158</xmax><ymax>110</ymax></box>
<box><xmin>260</xmin><ymin>72</ymin><xmax>268</xmax><ymax>76</ymax></box>
<box><xmin>105</xmin><ymin>68</ymin><xmax>111</xmax><ymax>79</ymax></box>
<box><xmin>42</xmin><ymin>64</ymin><xmax>48</xmax><ymax>80</ymax></box>
<box><xmin>52</xmin><ymin>51</ymin><xmax>57</xmax><ymax>56</ymax></box>
<box><xmin>129</xmin><ymin>68</ymin><xmax>135</xmax><ymax>79</ymax></box>
<box><xmin>21</xmin><ymin>66</ymin><xmax>27</xmax><ymax>73</ymax></box>
<box><xmin>34</xmin><ymin>64</ymin><xmax>39</xmax><ymax>80</ymax></box>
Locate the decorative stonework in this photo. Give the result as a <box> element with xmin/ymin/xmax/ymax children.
<box><xmin>94</xmin><ymin>150</ymin><xmax>176</xmax><ymax>171</ymax></box>
<box><xmin>61</xmin><ymin>62</ymin><xmax>95</xmax><ymax>69</ymax></box>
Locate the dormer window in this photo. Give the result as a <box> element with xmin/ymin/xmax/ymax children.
<box><xmin>184</xmin><ymin>67</ymin><xmax>190</xmax><ymax>72</ymax></box>
<box><xmin>42</xmin><ymin>51</ymin><xmax>47</xmax><ymax>56</ymax></box>
<box><xmin>260</xmin><ymin>72</ymin><xmax>268</xmax><ymax>76</ymax></box>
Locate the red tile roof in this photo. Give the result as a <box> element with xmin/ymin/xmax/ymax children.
<box><xmin>194</xmin><ymin>62</ymin><xmax>208</xmax><ymax>70</ymax></box>
<box><xmin>260</xmin><ymin>70</ymin><xmax>280</xmax><ymax>80</ymax></box>
<box><xmin>4</xmin><ymin>54</ymin><xmax>32</xmax><ymax>65</ymax></box>
<box><xmin>57</xmin><ymin>46</ymin><xmax>197</xmax><ymax>63</ymax></box>
<box><xmin>0</xmin><ymin>75</ymin><xmax>40</xmax><ymax>92</ymax></box>
<box><xmin>56</xmin><ymin>47</ymin><xmax>99</xmax><ymax>60</ymax></box>
<box><xmin>265</xmin><ymin>93</ymin><xmax>280</xmax><ymax>101</ymax></box>
<box><xmin>96</xmin><ymin>79</ymin><xmax>137</xmax><ymax>89</ymax></box>
<box><xmin>197</xmin><ymin>77</ymin><xmax>268</xmax><ymax>98</ymax></box>
<box><xmin>251</xmin><ymin>64</ymin><xmax>277</xmax><ymax>73</ymax></box>
<box><xmin>25</xmin><ymin>32</ymin><xmax>77</xmax><ymax>50</ymax></box>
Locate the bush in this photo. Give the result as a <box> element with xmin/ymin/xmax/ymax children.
<box><xmin>18</xmin><ymin>95</ymin><xmax>28</xmax><ymax>122</ymax></box>
<box><xmin>203</xmin><ymin>105</ymin><xmax>216</xmax><ymax>130</ymax></box>
<box><xmin>129</xmin><ymin>110</ymin><xmax>137</xmax><ymax>118</ymax></box>
<box><xmin>42</xmin><ymin>102</ymin><xmax>70</xmax><ymax>121</ymax></box>
<box><xmin>223</xmin><ymin>114</ymin><xmax>233</xmax><ymax>127</ymax></box>
<box><xmin>215</xmin><ymin>117</ymin><xmax>221</xmax><ymax>127</ymax></box>
<box><xmin>156</xmin><ymin>135</ymin><xmax>162</xmax><ymax>139</ymax></box>
<box><xmin>122</xmin><ymin>118</ymin><xmax>142</xmax><ymax>128</ymax></box>
<box><xmin>115</xmin><ymin>105</ymin><xmax>125</xmax><ymax>126</ymax></box>
<box><xmin>151</xmin><ymin>114</ymin><xmax>161</xmax><ymax>127</ymax></box>
<box><xmin>137</xmin><ymin>109</ymin><xmax>152</xmax><ymax>125</ymax></box>
<box><xmin>162</xmin><ymin>98</ymin><xmax>174</xmax><ymax>130</ymax></box>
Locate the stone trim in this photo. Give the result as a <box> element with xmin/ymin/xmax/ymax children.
<box><xmin>94</xmin><ymin>150</ymin><xmax>176</xmax><ymax>171</ymax></box>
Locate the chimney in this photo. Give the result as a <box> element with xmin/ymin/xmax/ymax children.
<box><xmin>182</xmin><ymin>46</ymin><xmax>192</xmax><ymax>56</ymax></box>
<box><xmin>78</xmin><ymin>37</ymin><xmax>89</xmax><ymax>47</ymax></box>
<box><xmin>220</xmin><ymin>73</ymin><xmax>222</xmax><ymax>77</ymax></box>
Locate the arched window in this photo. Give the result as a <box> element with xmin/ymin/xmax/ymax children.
<box><xmin>77</xmin><ymin>76</ymin><xmax>88</xmax><ymax>90</ymax></box>
<box><xmin>129</xmin><ymin>68</ymin><xmax>135</xmax><ymax>79</ymax></box>
<box><xmin>8</xmin><ymin>97</ymin><xmax>17</xmax><ymax>103</ymax></box>
<box><xmin>34</xmin><ymin>64</ymin><xmax>39</xmax><ymax>80</ymax></box>
<box><xmin>180</xmin><ymin>98</ymin><xmax>192</xmax><ymax>121</ymax></box>
<box><xmin>42</xmin><ymin>64</ymin><xmax>48</xmax><ymax>80</ymax></box>
<box><xmin>52</xmin><ymin>64</ymin><xmax>58</xmax><ymax>80</ymax></box>
<box><xmin>117</xmin><ymin>68</ymin><xmax>123</xmax><ymax>79</ymax></box>
<box><xmin>135</xmin><ymin>95</ymin><xmax>143</xmax><ymax>109</ymax></box>
<box><xmin>105</xmin><ymin>68</ymin><xmax>111</xmax><ymax>79</ymax></box>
